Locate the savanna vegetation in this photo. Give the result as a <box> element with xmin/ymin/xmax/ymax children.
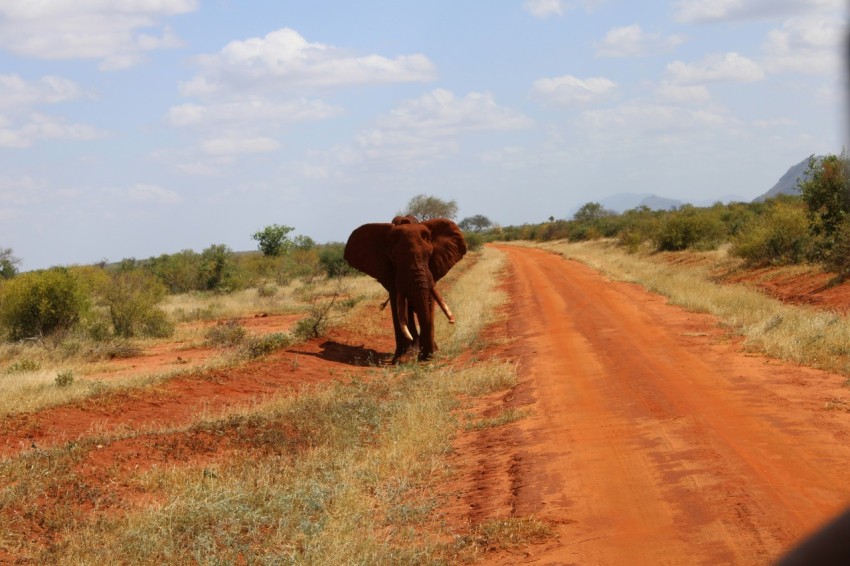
<box><xmin>0</xmin><ymin>245</ymin><xmax>557</xmax><ymax>563</ymax></box>
<box><xmin>1</xmin><ymin>156</ymin><xmax>849</xmax><ymax>562</ymax></box>
<box><xmin>482</xmin><ymin>153</ymin><xmax>850</xmax><ymax>278</ymax></box>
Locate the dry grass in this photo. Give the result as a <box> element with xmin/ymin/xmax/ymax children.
<box><xmin>0</xmin><ymin>246</ymin><xmax>552</xmax><ymax>564</ymax></box>
<box><xmin>530</xmin><ymin>239</ymin><xmax>850</xmax><ymax>375</ymax></box>
<box><xmin>437</xmin><ymin>246</ymin><xmax>508</xmax><ymax>357</ymax></box>
<box><xmin>0</xmin><ymin>276</ymin><xmax>372</xmax><ymax>417</ymax></box>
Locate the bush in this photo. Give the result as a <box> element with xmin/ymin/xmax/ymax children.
<box><xmin>144</xmin><ymin>250</ymin><xmax>202</xmax><ymax>293</ymax></box>
<box><xmin>731</xmin><ymin>201</ymin><xmax>813</xmax><ymax>266</ymax></box>
<box><xmin>199</xmin><ymin>244</ymin><xmax>242</xmax><ymax>292</ymax></box>
<box><xmin>104</xmin><ymin>271</ymin><xmax>173</xmax><ymax>338</ymax></box>
<box><xmin>55</xmin><ymin>370</ymin><xmax>74</xmax><ymax>387</ymax></box>
<box><xmin>652</xmin><ymin>206</ymin><xmax>726</xmax><ymax>251</ymax></box>
<box><xmin>205</xmin><ymin>319</ymin><xmax>247</xmax><ymax>347</ymax></box>
<box><xmin>463</xmin><ymin>231</ymin><xmax>484</xmax><ymax>252</ymax></box>
<box><xmin>5</xmin><ymin>359</ymin><xmax>40</xmax><ymax>373</ymax></box>
<box><xmin>318</xmin><ymin>244</ymin><xmax>356</xmax><ymax>278</ymax></box>
<box><xmin>241</xmin><ymin>332</ymin><xmax>292</xmax><ymax>359</ymax></box>
<box><xmin>825</xmin><ymin>216</ymin><xmax>850</xmax><ymax>277</ymax></box>
<box><xmin>0</xmin><ymin>268</ymin><xmax>90</xmax><ymax>340</ymax></box>
<box><xmin>799</xmin><ymin>153</ymin><xmax>850</xmax><ymax>259</ymax></box>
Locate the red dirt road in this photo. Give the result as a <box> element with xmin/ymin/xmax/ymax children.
<box><xmin>478</xmin><ymin>245</ymin><xmax>850</xmax><ymax>564</ymax></box>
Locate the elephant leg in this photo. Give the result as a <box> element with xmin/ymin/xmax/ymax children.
<box><xmin>389</xmin><ymin>292</ymin><xmax>414</xmax><ymax>363</ymax></box>
<box><xmin>417</xmin><ymin>299</ymin><xmax>437</xmax><ymax>361</ymax></box>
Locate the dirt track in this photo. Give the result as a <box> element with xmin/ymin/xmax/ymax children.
<box><xmin>479</xmin><ymin>245</ymin><xmax>850</xmax><ymax>564</ymax></box>
<box><xmin>4</xmin><ymin>246</ymin><xmax>850</xmax><ymax>563</ymax></box>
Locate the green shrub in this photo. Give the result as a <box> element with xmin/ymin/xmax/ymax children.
<box><xmin>144</xmin><ymin>250</ymin><xmax>202</xmax><ymax>293</ymax></box>
<box><xmin>825</xmin><ymin>216</ymin><xmax>850</xmax><ymax>277</ymax></box>
<box><xmin>205</xmin><ymin>319</ymin><xmax>247</xmax><ymax>347</ymax></box>
<box><xmin>463</xmin><ymin>231</ymin><xmax>484</xmax><ymax>252</ymax></box>
<box><xmin>0</xmin><ymin>268</ymin><xmax>90</xmax><ymax>340</ymax></box>
<box><xmin>104</xmin><ymin>271</ymin><xmax>173</xmax><ymax>338</ymax></box>
<box><xmin>5</xmin><ymin>359</ymin><xmax>40</xmax><ymax>374</ymax></box>
<box><xmin>653</xmin><ymin>206</ymin><xmax>726</xmax><ymax>251</ymax></box>
<box><xmin>87</xmin><ymin>339</ymin><xmax>143</xmax><ymax>360</ymax></box>
<box><xmin>242</xmin><ymin>332</ymin><xmax>292</xmax><ymax>359</ymax></box>
<box><xmin>54</xmin><ymin>370</ymin><xmax>74</xmax><ymax>387</ymax></box>
<box><xmin>731</xmin><ymin>201</ymin><xmax>813</xmax><ymax>266</ymax></box>
<box><xmin>199</xmin><ymin>244</ymin><xmax>242</xmax><ymax>292</ymax></box>
<box><xmin>318</xmin><ymin>243</ymin><xmax>356</xmax><ymax>278</ymax></box>
<box><xmin>799</xmin><ymin>153</ymin><xmax>850</xmax><ymax>259</ymax></box>
<box><xmin>256</xmin><ymin>284</ymin><xmax>278</xmax><ymax>298</ymax></box>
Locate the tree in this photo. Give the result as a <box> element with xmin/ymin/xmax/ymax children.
<box><xmin>458</xmin><ymin>214</ymin><xmax>493</xmax><ymax>232</ymax></box>
<box><xmin>0</xmin><ymin>248</ymin><xmax>20</xmax><ymax>279</ymax></box>
<box><xmin>572</xmin><ymin>202</ymin><xmax>614</xmax><ymax>223</ymax></box>
<box><xmin>798</xmin><ymin>152</ymin><xmax>850</xmax><ymax>259</ymax></box>
<box><xmin>292</xmin><ymin>234</ymin><xmax>316</xmax><ymax>250</ymax></box>
<box><xmin>400</xmin><ymin>194</ymin><xmax>458</xmax><ymax>221</ymax></box>
<box><xmin>252</xmin><ymin>224</ymin><xmax>295</xmax><ymax>257</ymax></box>
<box><xmin>104</xmin><ymin>271</ymin><xmax>173</xmax><ymax>338</ymax></box>
<box><xmin>199</xmin><ymin>244</ymin><xmax>240</xmax><ymax>292</ymax></box>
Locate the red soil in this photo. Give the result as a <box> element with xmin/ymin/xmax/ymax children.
<box><xmin>443</xmin><ymin>245</ymin><xmax>850</xmax><ymax>564</ymax></box>
<box><xmin>4</xmin><ymin>248</ymin><xmax>850</xmax><ymax>564</ymax></box>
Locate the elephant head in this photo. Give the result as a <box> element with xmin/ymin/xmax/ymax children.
<box><xmin>344</xmin><ymin>218</ymin><xmax>467</xmax><ymax>362</ymax></box>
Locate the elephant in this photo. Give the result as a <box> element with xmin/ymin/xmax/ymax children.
<box><xmin>344</xmin><ymin>217</ymin><xmax>467</xmax><ymax>362</ymax></box>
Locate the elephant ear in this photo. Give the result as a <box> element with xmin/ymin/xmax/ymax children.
<box><xmin>344</xmin><ymin>223</ymin><xmax>394</xmax><ymax>288</ymax></box>
<box><xmin>423</xmin><ymin>219</ymin><xmax>468</xmax><ymax>281</ymax></box>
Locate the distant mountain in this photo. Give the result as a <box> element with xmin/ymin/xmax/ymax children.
<box><xmin>753</xmin><ymin>156</ymin><xmax>819</xmax><ymax>202</ymax></box>
<box><xmin>593</xmin><ymin>193</ymin><xmax>681</xmax><ymax>213</ymax></box>
<box><xmin>590</xmin><ymin>192</ymin><xmax>746</xmax><ymax>215</ymax></box>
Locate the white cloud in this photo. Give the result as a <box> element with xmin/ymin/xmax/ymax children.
<box><xmin>127</xmin><ymin>184</ymin><xmax>183</xmax><ymax>204</ymax></box>
<box><xmin>167</xmin><ymin>98</ymin><xmax>340</xmax><ymax>128</ymax></box>
<box><xmin>200</xmin><ymin>136</ymin><xmax>281</xmax><ymax>156</ymax></box>
<box><xmin>0</xmin><ymin>74</ymin><xmax>103</xmax><ymax>148</ymax></box>
<box><xmin>0</xmin><ymin>113</ymin><xmax>105</xmax><ymax>148</ymax></box>
<box><xmin>345</xmin><ymin>89</ymin><xmax>532</xmax><ymax>165</ymax></box>
<box><xmin>180</xmin><ymin>28</ymin><xmax>436</xmax><ymax>97</ymax></box>
<box><xmin>655</xmin><ymin>82</ymin><xmax>712</xmax><ymax>104</ymax></box>
<box><xmin>523</xmin><ymin>0</ymin><xmax>606</xmax><ymax>17</ymax></box>
<box><xmin>596</xmin><ymin>24</ymin><xmax>685</xmax><ymax>57</ymax></box>
<box><xmin>753</xmin><ymin>117</ymin><xmax>796</xmax><ymax>128</ymax></box>
<box><xmin>582</xmin><ymin>101</ymin><xmax>736</xmax><ymax>137</ymax></box>
<box><xmin>531</xmin><ymin>75</ymin><xmax>617</xmax><ymax>105</ymax></box>
<box><xmin>523</xmin><ymin>0</ymin><xmax>566</xmax><ymax>18</ymax></box>
<box><xmin>673</xmin><ymin>0</ymin><xmax>842</xmax><ymax>23</ymax></box>
<box><xmin>0</xmin><ymin>174</ymin><xmax>45</xmax><ymax>206</ymax></box>
<box><xmin>761</xmin><ymin>16</ymin><xmax>844</xmax><ymax>74</ymax></box>
<box><xmin>0</xmin><ymin>75</ymin><xmax>85</xmax><ymax>108</ymax></box>
<box><xmin>666</xmin><ymin>52</ymin><xmax>765</xmax><ymax>84</ymax></box>
<box><xmin>0</xmin><ymin>0</ymin><xmax>196</xmax><ymax>70</ymax></box>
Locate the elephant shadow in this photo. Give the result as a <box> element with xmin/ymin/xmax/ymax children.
<box><xmin>295</xmin><ymin>340</ymin><xmax>393</xmax><ymax>367</ymax></box>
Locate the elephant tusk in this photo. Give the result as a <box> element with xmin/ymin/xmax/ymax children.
<box><xmin>396</xmin><ymin>290</ymin><xmax>414</xmax><ymax>341</ymax></box>
<box><xmin>431</xmin><ymin>286</ymin><xmax>455</xmax><ymax>324</ymax></box>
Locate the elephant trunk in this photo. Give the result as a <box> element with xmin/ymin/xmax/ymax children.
<box><xmin>396</xmin><ymin>290</ymin><xmax>414</xmax><ymax>341</ymax></box>
<box><xmin>431</xmin><ymin>286</ymin><xmax>455</xmax><ymax>324</ymax></box>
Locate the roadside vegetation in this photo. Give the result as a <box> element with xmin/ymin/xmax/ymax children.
<box><xmin>0</xmin><ymin>239</ymin><xmax>363</xmax><ymax>417</ymax></box>
<box><xmin>529</xmin><ymin>239</ymin><xmax>850</xmax><ymax>376</ymax></box>
<box><xmin>1</xmin><ymin>162</ymin><xmax>849</xmax><ymax>561</ymax></box>
<box><xmin>484</xmin><ymin>152</ymin><xmax>850</xmax><ymax>278</ymax></box>
<box><xmin>0</xmin><ymin>246</ymin><xmax>555</xmax><ymax>564</ymax></box>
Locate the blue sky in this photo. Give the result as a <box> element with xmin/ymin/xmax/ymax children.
<box><xmin>0</xmin><ymin>0</ymin><xmax>846</xmax><ymax>270</ymax></box>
